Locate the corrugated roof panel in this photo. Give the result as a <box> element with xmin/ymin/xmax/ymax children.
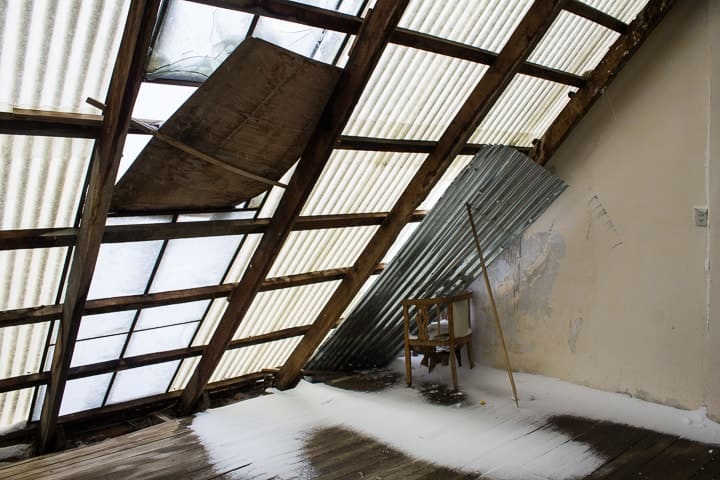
<box><xmin>529</xmin><ymin>11</ymin><xmax>619</xmax><ymax>76</ymax></box>
<box><xmin>0</xmin><ymin>388</ymin><xmax>34</xmax><ymax>429</ymax></box>
<box><xmin>470</xmin><ymin>75</ymin><xmax>572</xmax><ymax>146</ymax></box>
<box><xmin>268</xmin><ymin>226</ymin><xmax>378</xmax><ymax>277</ymax></box>
<box><xmin>210</xmin><ymin>337</ymin><xmax>302</xmax><ymax>382</ymax></box>
<box><xmin>233</xmin><ymin>281</ymin><xmax>341</xmax><ymax>339</ymax></box>
<box><xmin>302</xmin><ymin>151</ymin><xmax>426</xmax><ymax>215</ymax></box>
<box><xmin>580</xmin><ymin>0</ymin><xmax>648</xmax><ymax>23</ymax></box>
<box><xmin>0</xmin><ymin>247</ymin><xmax>67</xmax><ymax>310</ymax></box>
<box><xmin>399</xmin><ymin>0</ymin><xmax>533</xmax><ymax>53</ymax></box>
<box><xmin>343</xmin><ymin>45</ymin><xmax>488</xmax><ymax>140</ymax></box>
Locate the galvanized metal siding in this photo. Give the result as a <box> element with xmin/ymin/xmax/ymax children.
<box><xmin>308</xmin><ymin>146</ymin><xmax>567</xmax><ymax>371</ymax></box>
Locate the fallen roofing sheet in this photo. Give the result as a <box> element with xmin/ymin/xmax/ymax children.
<box><xmin>308</xmin><ymin>145</ymin><xmax>567</xmax><ymax>371</ymax></box>
<box><xmin>111</xmin><ymin>38</ymin><xmax>341</xmax><ymax>212</ymax></box>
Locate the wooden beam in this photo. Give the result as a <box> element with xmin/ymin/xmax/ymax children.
<box><xmin>275</xmin><ymin>0</ymin><xmax>567</xmax><ymax>390</ymax></box>
<box><xmin>0</xmin><ymin>109</ymin><xmax>155</xmax><ymax>138</ymax></box>
<box><xmin>37</xmin><ymin>0</ymin><xmax>162</xmax><ymax>453</ymax></box>
<box><xmin>0</xmin><ymin>325</ymin><xmax>312</xmax><ymax>394</ymax></box>
<box><xmin>0</xmin><ymin>211</ymin><xmax>426</xmax><ymax>250</ymax></box>
<box><xmin>564</xmin><ymin>0</ymin><xmax>628</xmax><ymax>33</ymax></box>
<box><xmin>184</xmin><ymin>0</ymin><xmax>585</xmax><ymax>88</ymax></box>
<box><xmin>335</xmin><ymin>136</ymin><xmax>531</xmax><ymax>156</ymax></box>
<box><xmin>176</xmin><ymin>0</ymin><xmax>409</xmax><ymax>416</ymax></box>
<box><xmin>0</xmin><ymin>264</ymin><xmax>385</xmax><ymax>328</ymax></box>
<box><xmin>530</xmin><ymin>0</ymin><xmax>677</xmax><ymax>166</ymax></box>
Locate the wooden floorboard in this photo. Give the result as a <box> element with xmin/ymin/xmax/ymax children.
<box><xmin>1</xmin><ymin>395</ymin><xmax>718</xmax><ymax>479</ymax></box>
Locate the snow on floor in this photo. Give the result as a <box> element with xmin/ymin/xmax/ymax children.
<box><xmin>191</xmin><ymin>359</ymin><xmax>720</xmax><ymax>480</ymax></box>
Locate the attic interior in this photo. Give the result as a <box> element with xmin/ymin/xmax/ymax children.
<box><xmin>1</xmin><ymin>0</ymin><xmax>720</xmax><ymax>478</ymax></box>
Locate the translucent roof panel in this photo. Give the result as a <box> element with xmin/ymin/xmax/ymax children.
<box><xmin>0</xmin><ymin>135</ymin><xmax>92</xmax><ymax>229</ymax></box>
<box><xmin>470</xmin><ymin>75</ymin><xmax>572</xmax><ymax>146</ymax></box>
<box><xmin>0</xmin><ymin>323</ymin><xmax>50</xmax><ymax>380</ymax></box>
<box><xmin>343</xmin><ymin>45</ymin><xmax>488</xmax><ymax>140</ymax></box>
<box><xmin>59</xmin><ymin>373</ymin><xmax>112</xmax><ymax>416</ymax></box>
<box><xmin>399</xmin><ymin>0</ymin><xmax>533</xmax><ymax>52</ymax></box>
<box><xmin>135</xmin><ymin>300</ymin><xmax>211</xmax><ymax>330</ymax></box>
<box><xmin>0</xmin><ymin>0</ymin><xmax>128</xmax><ymax>113</ymax></box>
<box><xmin>106</xmin><ymin>361</ymin><xmax>181</xmax><ymax>405</ymax></box>
<box><xmin>146</xmin><ymin>0</ymin><xmax>254</xmax><ymax>83</ymax></box>
<box><xmin>69</xmin><ymin>334</ymin><xmax>127</xmax><ymax>367</ymax></box>
<box><xmin>233</xmin><ymin>281</ymin><xmax>341</xmax><ymax>339</ymax></box>
<box><xmin>87</xmin><ymin>240</ymin><xmax>165</xmax><ymax>300</ymax></box>
<box><xmin>210</xmin><ymin>337</ymin><xmax>303</xmax><ymax>383</ymax></box>
<box><xmin>0</xmin><ymin>388</ymin><xmax>34</xmax><ymax>429</ymax></box>
<box><xmin>268</xmin><ymin>226</ymin><xmax>378</xmax><ymax>277</ymax></box>
<box><xmin>78</xmin><ymin>311</ymin><xmax>136</xmax><ymax>340</ymax></box>
<box><xmin>254</xmin><ymin>17</ymin><xmax>345</xmax><ymax>64</ymax></box>
<box><xmin>528</xmin><ymin>11</ymin><xmax>620</xmax><ymax>76</ymax></box>
<box><xmin>302</xmin><ymin>151</ymin><xmax>426</xmax><ymax>215</ymax></box>
<box><xmin>124</xmin><ymin>322</ymin><xmax>198</xmax><ymax>357</ymax></box>
<box><xmin>580</xmin><ymin>0</ymin><xmax>647</xmax><ymax>23</ymax></box>
<box><xmin>0</xmin><ymin>248</ymin><xmax>67</xmax><ymax>310</ymax></box>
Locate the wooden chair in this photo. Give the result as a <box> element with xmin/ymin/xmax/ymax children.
<box><xmin>402</xmin><ymin>291</ymin><xmax>474</xmax><ymax>390</ymax></box>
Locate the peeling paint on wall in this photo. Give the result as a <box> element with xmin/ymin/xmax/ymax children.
<box><xmin>472</xmin><ymin>226</ymin><xmax>566</xmax><ymax>356</ymax></box>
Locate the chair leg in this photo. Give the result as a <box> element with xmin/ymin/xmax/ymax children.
<box><xmin>455</xmin><ymin>346</ymin><xmax>462</xmax><ymax>367</ymax></box>
<box><xmin>467</xmin><ymin>340</ymin><xmax>474</xmax><ymax>369</ymax></box>
<box><xmin>404</xmin><ymin>342</ymin><xmax>412</xmax><ymax>387</ymax></box>
<box><xmin>449</xmin><ymin>347</ymin><xmax>459</xmax><ymax>391</ymax></box>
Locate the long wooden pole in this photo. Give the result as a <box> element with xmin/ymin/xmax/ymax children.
<box><xmin>465</xmin><ymin>203</ymin><xmax>519</xmax><ymax>407</ymax></box>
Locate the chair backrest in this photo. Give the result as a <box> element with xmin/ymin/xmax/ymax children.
<box><xmin>402</xmin><ymin>292</ymin><xmax>472</xmax><ymax>340</ymax></box>
<box><xmin>451</xmin><ymin>298</ymin><xmax>471</xmax><ymax>338</ymax></box>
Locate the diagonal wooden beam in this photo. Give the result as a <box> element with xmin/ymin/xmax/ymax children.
<box><xmin>275</xmin><ymin>0</ymin><xmax>567</xmax><ymax>390</ymax></box>
<box><xmin>531</xmin><ymin>0</ymin><xmax>677</xmax><ymax>166</ymax></box>
<box><xmin>564</xmin><ymin>0</ymin><xmax>628</xmax><ymax>33</ymax></box>
<box><xmin>37</xmin><ymin>0</ymin><xmax>161</xmax><ymax>453</ymax></box>
<box><xmin>176</xmin><ymin>0</ymin><xmax>410</xmax><ymax>415</ymax></box>
<box><xmin>185</xmin><ymin>0</ymin><xmax>586</xmax><ymax>88</ymax></box>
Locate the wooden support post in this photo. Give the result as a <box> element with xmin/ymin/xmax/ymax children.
<box><xmin>531</xmin><ymin>0</ymin><xmax>677</xmax><ymax>166</ymax></box>
<box><xmin>275</xmin><ymin>0</ymin><xmax>566</xmax><ymax>390</ymax></box>
<box><xmin>175</xmin><ymin>0</ymin><xmax>410</xmax><ymax>416</ymax></box>
<box><xmin>465</xmin><ymin>204</ymin><xmax>519</xmax><ymax>407</ymax></box>
<box><xmin>37</xmin><ymin>0</ymin><xmax>161</xmax><ymax>453</ymax></box>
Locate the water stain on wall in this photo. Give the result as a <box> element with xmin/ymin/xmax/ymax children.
<box><xmin>472</xmin><ymin>227</ymin><xmax>566</xmax><ymax>355</ymax></box>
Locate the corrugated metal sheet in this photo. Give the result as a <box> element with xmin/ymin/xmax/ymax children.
<box><xmin>0</xmin><ymin>0</ymin><xmax>129</xmax><ymax>427</ymax></box>
<box><xmin>308</xmin><ymin>146</ymin><xmax>567</xmax><ymax>371</ymax></box>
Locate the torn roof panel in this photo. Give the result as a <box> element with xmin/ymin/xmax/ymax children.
<box><xmin>113</xmin><ymin>38</ymin><xmax>342</xmax><ymax>212</ymax></box>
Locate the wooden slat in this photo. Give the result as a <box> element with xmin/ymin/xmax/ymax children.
<box><xmin>0</xmin><ymin>110</ymin><xmax>155</xmax><ymax>138</ymax></box>
<box><xmin>0</xmin><ymin>211</ymin><xmax>426</xmax><ymax>250</ymax></box>
<box><xmin>0</xmin><ymin>264</ymin><xmax>384</xmax><ymax>328</ymax></box>
<box><xmin>564</xmin><ymin>0</ymin><xmax>628</xmax><ymax>33</ymax></box>
<box><xmin>275</xmin><ymin>0</ymin><xmax>567</xmax><ymax>390</ymax></box>
<box><xmin>37</xmin><ymin>0</ymin><xmax>162</xmax><ymax>453</ymax></box>
<box><xmin>183</xmin><ymin>0</ymin><xmax>586</xmax><ymax>88</ymax></box>
<box><xmin>175</xmin><ymin>0</ymin><xmax>409</xmax><ymax>416</ymax></box>
<box><xmin>530</xmin><ymin>0</ymin><xmax>677</xmax><ymax>166</ymax></box>
<box><xmin>0</xmin><ymin>326</ymin><xmax>310</xmax><ymax>393</ymax></box>
<box><xmin>335</xmin><ymin>136</ymin><xmax>531</xmax><ymax>156</ymax></box>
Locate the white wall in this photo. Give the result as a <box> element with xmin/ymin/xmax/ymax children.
<box><xmin>471</xmin><ymin>2</ymin><xmax>720</xmax><ymax>419</ymax></box>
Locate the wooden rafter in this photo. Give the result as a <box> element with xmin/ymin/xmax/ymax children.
<box><xmin>564</xmin><ymin>0</ymin><xmax>628</xmax><ymax>33</ymax></box>
<box><xmin>184</xmin><ymin>0</ymin><xmax>585</xmax><ymax>88</ymax></box>
<box><xmin>275</xmin><ymin>0</ymin><xmax>567</xmax><ymax>390</ymax></box>
<box><xmin>0</xmin><ymin>264</ymin><xmax>385</xmax><ymax>329</ymax></box>
<box><xmin>176</xmin><ymin>0</ymin><xmax>410</xmax><ymax>416</ymax></box>
<box><xmin>37</xmin><ymin>0</ymin><xmax>161</xmax><ymax>453</ymax></box>
<box><xmin>531</xmin><ymin>0</ymin><xmax>677</xmax><ymax>166</ymax></box>
<box><xmin>0</xmin><ymin>211</ymin><xmax>425</xmax><ymax>250</ymax></box>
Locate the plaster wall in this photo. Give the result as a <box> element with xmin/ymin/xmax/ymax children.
<box><xmin>472</xmin><ymin>2</ymin><xmax>719</xmax><ymax>417</ymax></box>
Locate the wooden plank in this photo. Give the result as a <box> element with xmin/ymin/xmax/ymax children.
<box><xmin>588</xmin><ymin>430</ymin><xmax>678</xmax><ymax>479</ymax></box>
<box><xmin>176</xmin><ymin>0</ymin><xmax>410</xmax><ymax>416</ymax></box>
<box><xmin>0</xmin><ymin>211</ymin><xmax>426</xmax><ymax>250</ymax></box>
<box><xmin>564</xmin><ymin>0</ymin><xmax>628</xmax><ymax>33</ymax></box>
<box><xmin>186</xmin><ymin>0</ymin><xmax>586</xmax><ymax>88</ymax></box>
<box><xmin>0</xmin><ymin>264</ymin><xmax>385</xmax><ymax>328</ymax></box>
<box><xmin>0</xmin><ymin>326</ymin><xmax>309</xmax><ymax>393</ymax></box>
<box><xmin>631</xmin><ymin>438</ymin><xmax>718</xmax><ymax>480</ymax></box>
<box><xmin>530</xmin><ymin>0</ymin><xmax>677</xmax><ymax>165</ymax></box>
<box><xmin>335</xmin><ymin>136</ymin><xmax>530</xmax><ymax>156</ymax></box>
<box><xmin>37</xmin><ymin>0</ymin><xmax>162</xmax><ymax>453</ymax></box>
<box><xmin>112</xmin><ymin>38</ymin><xmax>341</xmax><ymax>212</ymax></box>
<box><xmin>0</xmin><ymin>109</ymin><xmax>156</xmax><ymax>139</ymax></box>
<box><xmin>275</xmin><ymin>0</ymin><xmax>566</xmax><ymax>390</ymax></box>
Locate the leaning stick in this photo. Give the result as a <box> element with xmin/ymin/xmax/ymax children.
<box><xmin>465</xmin><ymin>203</ymin><xmax>519</xmax><ymax>408</ymax></box>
